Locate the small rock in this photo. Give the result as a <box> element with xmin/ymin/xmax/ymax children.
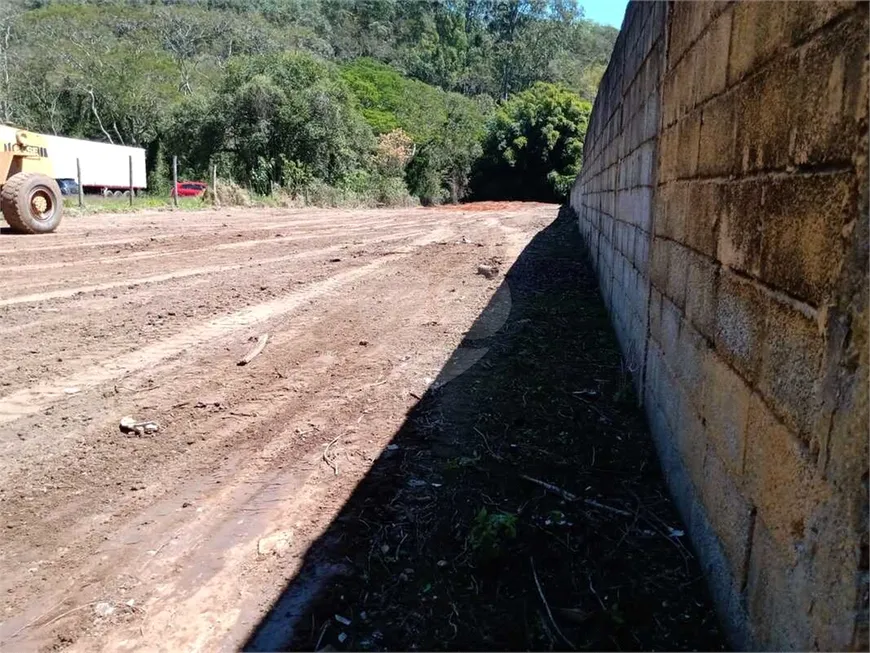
<box><xmin>337</xmin><ymin>632</ymin><xmax>347</xmax><ymax>644</ymax></box>
<box><xmin>476</xmin><ymin>264</ymin><xmax>499</xmax><ymax>279</ymax></box>
<box><xmin>182</xmin><ymin>501</ymin><xmax>192</xmax><ymax>508</ymax></box>
<box><xmin>94</xmin><ymin>602</ymin><xmax>115</xmax><ymax>618</ymax></box>
<box><xmin>386</xmin><ymin>444</ymin><xmax>399</xmax><ymax>451</ymax></box>
<box><xmin>63</xmin><ymin>387</ymin><xmax>81</xmax><ymax>395</ymax></box>
<box><xmin>437</xmin><ymin>559</ymin><xmax>447</xmax><ymax>567</ymax></box>
<box><xmin>380</xmin><ymin>544</ymin><xmax>389</xmax><ymax>554</ymax></box>
<box><xmin>358</xmin><ymin>340</ymin><xmax>369</xmax><ymax>346</ymax></box>
<box><xmin>334</xmin><ymin>614</ymin><xmax>352</xmax><ymax>626</ymax></box>
<box><xmin>257</xmin><ymin>529</ymin><xmax>294</xmax><ymax>557</ymax></box>
<box><xmin>119</xmin><ymin>416</ymin><xmax>159</xmax><ymax>436</ymax></box>
<box><xmin>329</xmin><ymin>257</ymin><xmax>342</xmax><ymax>263</ymax></box>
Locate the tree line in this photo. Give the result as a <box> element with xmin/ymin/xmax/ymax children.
<box><xmin>0</xmin><ymin>0</ymin><xmax>617</xmax><ymax>204</ymax></box>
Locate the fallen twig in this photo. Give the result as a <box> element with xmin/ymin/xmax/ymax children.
<box><xmin>584</xmin><ymin>498</ymin><xmax>632</xmax><ymax>517</ymax></box>
<box><xmin>520</xmin><ymin>474</ymin><xmax>577</xmax><ymax>501</ymax></box>
<box><xmin>238</xmin><ymin>334</ymin><xmax>269</xmax><ymax>366</ymax></box>
<box><xmin>520</xmin><ymin>475</ymin><xmax>633</xmax><ymax>517</ymax></box>
<box><xmin>474</xmin><ymin>427</ymin><xmax>503</xmax><ymax>461</ymax></box>
<box><xmin>314</xmin><ymin>620</ymin><xmax>329</xmax><ymax>651</ymax></box>
<box><xmin>530</xmin><ymin>557</ymin><xmax>575</xmax><ymax>650</ymax></box>
<box><xmin>323</xmin><ymin>435</ymin><xmax>341</xmax><ymax>475</ymax></box>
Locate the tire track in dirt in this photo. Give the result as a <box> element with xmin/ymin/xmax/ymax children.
<box><xmin>0</xmin><ymin>207</ymin><xmax>436</xmax><ymax>253</ymax></box>
<box><xmin>5</xmin><ymin>223</ymin><xmax>419</xmax><ymax>273</ymax></box>
<box><xmin>0</xmin><ymin>228</ymin><xmax>452</xmax><ymax>426</ymax></box>
<box><xmin>0</xmin><ymin>230</ymin><xmax>425</xmax><ymax>306</ymax></box>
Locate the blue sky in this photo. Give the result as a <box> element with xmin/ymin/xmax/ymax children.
<box><xmin>582</xmin><ymin>0</ymin><xmax>629</xmax><ymax>28</ymax></box>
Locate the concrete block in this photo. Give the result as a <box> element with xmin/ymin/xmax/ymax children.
<box><xmin>675</xmin><ymin>320</ymin><xmax>710</xmax><ymax>413</ymax></box>
<box><xmin>691</xmin><ymin>6</ymin><xmax>732</xmax><ymax>105</ymax></box>
<box><xmin>685</xmin><ymin>251</ymin><xmax>718</xmax><ymax>341</ymax></box>
<box><xmin>666</xmin><ymin>241</ymin><xmax>689</xmax><ymax>309</ymax></box>
<box><xmin>675</xmin><ymin>396</ymin><xmax>708</xmax><ymax>488</ymax></box>
<box><xmin>728</xmin><ymin>1</ymin><xmax>788</xmax><ymax>84</ymax></box>
<box><xmin>701</xmin><ymin>445</ymin><xmax>754</xmax><ymax>585</ymax></box>
<box><xmin>643</xmin><ymin>88</ymin><xmax>661</xmax><ymax>142</ymax></box>
<box><xmin>648</xmin><ymin>286</ymin><xmax>663</xmax><ymax>346</ymax></box>
<box><xmin>698</xmin><ymin>94</ymin><xmax>736</xmax><ymax>177</ymax></box>
<box><xmin>658</xmin><ymin>124</ymin><xmax>678</xmax><ymax>182</ymax></box>
<box><xmin>717</xmin><ymin>180</ymin><xmax>762</xmax><ymax>276</ymax></box>
<box><xmin>672</xmin><ymin>48</ymin><xmax>696</xmax><ymax>123</ymax></box>
<box><xmin>645</xmin><ymin>338</ymin><xmax>663</xmax><ymax>404</ymax></box>
<box><xmin>703</xmin><ymin>352</ymin><xmax>751</xmax><ymax>477</ymax></box>
<box><xmin>784</xmin><ymin>1</ymin><xmax>858</xmax><ymax>44</ymax></box>
<box><xmin>714</xmin><ymin>271</ymin><xmax>768</xmax><ymax>383</ymax></box>
<box><xmin>758</xmin><ymin>297</ymin><xmax>825</xmax><ymax>442</ymax></box>
<box><xmin>685</xmin><ymin>181</ymin><xmax>722</xmax><ymax>258</ymax></box>
<box><xmin>660</xmin><ymin>295</ymin><xmax>681</xmax><ymax>358</ymax></box>
<box><xmin>625</xmin><ymin>224</ymin><xmax>636</xmax><ymax>265</ymax></box>
<box><xmin>734</xmin><ymin>58</ymin><xmax>796</xmax><ymax>174</ymax></box>
<box><xmin>649</xmin><ymin>237</ymin><xmax>669</xmax><ymax>293</ymax></box>
<box><xmin>689</xmin><ymin>495</ymin><xmax>755</xmax><ymax>651</ymax></box>
<box><xmin>655</xmin><ymin>181</ymin><xmax>687</xmax><ymax>241</ymax></box>
<box><xmin>661</xmin><ymin>69</ymin><xmax>679</xmax><ymax>128</ymax></box>
<box><xmin>744</xmin><ymin>393</ymin><xmax>832</xmax><ymax>562</ymax></box>
<box><xmin>636</xmin><ymin>186</ymin><xmax>653</xmax><ymax>232</ymax></box>
<box><xmin>638</xmin><ymin>140</ymin><xmax>656</xmax><ymax>186</ymax></box>
<box><xmin>745</xmin><ymin>518</ymin><xmax>815</xmax><ymax>650</ymax></box>
<box><xmin>759</xmin><ymin>172</ymin><xmax>854</xmax><ymax>307</ymax></box>
<box><xmin>634</xmin><ymin>229</ymin><xmax>650</xmax><ymax>273</ymax></box>
<box><xmin>658</xmin><ymin>362</ymin><xmax>681</xmax><ymax>433</ymax></box>
<box><xmin>669</xmin><ymin>0</ymin><xmax>720</xmax><ymax>66</ymax></box>
<box><xmin>676</xmin><ymin>112</ymin><xmax>701</xmax><ymax>179</ymax></box>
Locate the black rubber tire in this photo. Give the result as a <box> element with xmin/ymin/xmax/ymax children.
<box><xmin>0</xmin><ymin>172</ymin><xmax>64</xmax><ymax>234</ymax></box>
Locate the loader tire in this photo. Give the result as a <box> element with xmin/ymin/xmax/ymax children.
<box><xmin>1</xmin><ymin>172</ymin><xmax>63</xmax><ymax>234</ymax></box>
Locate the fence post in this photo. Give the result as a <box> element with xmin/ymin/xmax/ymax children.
<box><xmin>172</xmin><ymin>155</ymin><xmax>178</xmax><ymax>208</ymax></box>
<box><xmin>76</xmin><ymin>158</ymin><xmax>83</xmax><ymax>208</ymax></box>
<box><xmin>128</xmin><ymin>155</ymin><xmax>133</xmax><ymax>207</ymax></box>
<box><xmin>212</xmin><ymin>164</ymin><xmax>218</xmax><ymax>206</ymax></box>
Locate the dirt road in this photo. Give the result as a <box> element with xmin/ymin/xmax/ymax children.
<box><xmin>0</xmin><ymin>203</ymin><xmax>559</xmax><ymax>651</ymax></box>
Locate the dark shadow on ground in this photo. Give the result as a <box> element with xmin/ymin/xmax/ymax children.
<box><xmin>243</xmin><ymin>207</ymin><xmax>727</xmax><ymax>652</ymax></box>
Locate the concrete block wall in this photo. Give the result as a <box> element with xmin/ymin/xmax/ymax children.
<box><xmin>570</xmin><ymin>1</ymin><xmax>666</xmax><ymax>391</ymax></box>
<box><xmin>570</xmin><ymin>2</ymin><xmax>868</xmax><ymax>650</ymax></box>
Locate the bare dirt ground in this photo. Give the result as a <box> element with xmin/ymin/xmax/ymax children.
<box><xmin>0</xmin><ymin>203</ymin><xmax>725</xmax><ymax>652</ymax></box>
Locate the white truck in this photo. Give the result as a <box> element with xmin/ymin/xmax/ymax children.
<box><xmin>42</xmin><ymin>134</ymin><xmax>147</xmax><ymax>196</ymax></box>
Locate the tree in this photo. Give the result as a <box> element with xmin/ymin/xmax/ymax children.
<box><xmin>472</xmin><ymin>81</ymin><xmax>591</xmax><ymax>202</ymax></box>
<box><xmin>169</xmin><ymin>52</ymin><xmax>376</xmax><ymax>193</ymax></box>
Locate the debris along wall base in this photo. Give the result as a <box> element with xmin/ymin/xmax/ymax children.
<box><xmin>570</xmin><ymin>1</ymin><xmax>869</xmax><ymax>650</ymax></box>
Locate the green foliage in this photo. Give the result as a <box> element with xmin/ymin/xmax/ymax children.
<box><xmin>2</xmin><ymin>0</ymin><xmax>616</xmax><ymax>204</ymax></box>
<box><xmin>167</xmin><ymin>52</ymin><xmax>377</xmax><ymax>192</ymax></box>
<box><xmin>469</xmin><ymin>507</ymin><xmax>518</xmax><ymax>558</ymax></box>
<box><xmin>473</xmin><ymin>82</ymin><xmax>591</xmax><ymax>202</ymax></box>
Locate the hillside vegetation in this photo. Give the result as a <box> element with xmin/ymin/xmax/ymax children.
<box><xmin>0</xmin><ymin>0</ymin><xmax>618</xmax><ymax>204</ymax></box>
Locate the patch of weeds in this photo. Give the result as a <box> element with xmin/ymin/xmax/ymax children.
<box><xmin>469</xmin><ymin>507</ymin><xmax>517</xmax><ymax>558</ymax></box>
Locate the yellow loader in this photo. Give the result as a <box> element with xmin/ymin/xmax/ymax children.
<box><xmin>0</xmin><ymin>124</ymin><xmax>63</xmax><ymax>234</ymax></box>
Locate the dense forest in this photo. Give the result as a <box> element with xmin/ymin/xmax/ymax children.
<box><xmin>0</xmin><ymin>0</ymin><xmax>618</xmax><ymax>204</ymax></box>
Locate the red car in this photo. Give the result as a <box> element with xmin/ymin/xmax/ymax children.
<box><xmin>172</xmin><ymin>181</ymin><xmax>207</xmax><ymax>197</ymax></box>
